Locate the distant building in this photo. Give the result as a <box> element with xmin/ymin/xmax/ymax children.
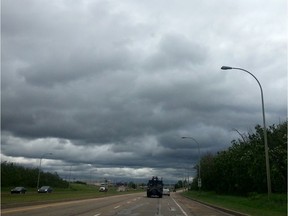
<box><xmin>117</xmin><ymin>185</ymin><xmax>127</xmax><ymax>192</ymax></box>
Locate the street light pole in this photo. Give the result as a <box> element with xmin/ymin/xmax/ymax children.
<box><xmin>37</xmin><ymin>153</ymin><xmax>52</xmax><ymax>189</ymax></box>
<box><xmin>182</xmin><ymin>136</ymin><xmax>201</xmax><ymax>190</ymax></box>
<box><xmin>232</xmin><ymin>128</ymin><xmax>246</xmax><ymax>143</ymax></box>
<box><xmin>221</xmin><ymin>66</ymin><xmax>271</xmax><ymax>197</ymax></box>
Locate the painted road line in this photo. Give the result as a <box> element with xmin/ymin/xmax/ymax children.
<box><xmin>171</xmin><ymin>197</ymin><xmax>188</xmax><ymax>216</ymax></box>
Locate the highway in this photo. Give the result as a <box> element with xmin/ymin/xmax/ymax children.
<box><xmin>2</xmin><ymin>192</ymin><xmax>234</xmax><ymax>216</ymax></box>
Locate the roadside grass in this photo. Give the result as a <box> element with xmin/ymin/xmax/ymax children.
<box><xmin>182</xmin><ymin>190</ymin><xmax>287</xmax><ymax>216</ymax></box>
<box><xmin>1</xmin><ymin>184</ymin><xmax>144</xmax><ymax>208</ymax></box>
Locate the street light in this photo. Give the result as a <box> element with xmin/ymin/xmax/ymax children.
<box><xmin>232</xmin><ymin>128</ymin><xmax>246</xmax><ymax>143</ymax></box>
<box><xmin>221</xmin><ymin>66</ymin><xmax>271</xmax><ymax>197</ymax></box>
<box><xmin>181</xmin><ymin>136</ymin><xmax>201</xmax><ymax>190</ymax></box>
<box><xmin>37</xmin><ymin>153</ymin><xmax>53</xmax><ymax>189</ymax></box>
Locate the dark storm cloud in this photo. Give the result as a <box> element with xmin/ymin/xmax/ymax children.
<box><xmin>1</xmin><ymin>0</ymin><xmax>286</xmax><ymax>182</ymax></box>
<box><xmin>145</xmin><ymin>34</ymin><xmax>207</xmax><ymax>70</ymax></box>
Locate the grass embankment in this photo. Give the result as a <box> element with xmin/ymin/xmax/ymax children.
<box><xmin>1</xmin><ymin>184</ymin><xmax>143</xmax><ymax>209</ymax></box>
<box><xmin>182</xmin><ymin>191</ymin><xmax>287</xmax><ymax>216</ymax></box>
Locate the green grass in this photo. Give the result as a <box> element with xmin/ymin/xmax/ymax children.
<box><xmin>182</xmin><ymin>191</ymin><xmax>287</xmax><ymax>216</ymax></box>
<box><xmin>1</xmin><ymin>184</ymin><xmax>144</xmax><ymax>208</ymax></box>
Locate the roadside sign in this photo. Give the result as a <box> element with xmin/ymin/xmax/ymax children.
<box><xmin>198</xmin><ymin>178</ymin><xmax>202</xmax><ymax>188</ymax></box>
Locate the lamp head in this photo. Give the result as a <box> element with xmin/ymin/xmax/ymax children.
<box><xmin>221</xmin><ymin>66</ymin><xmax>233</xmax><ymax>70</ymax></box>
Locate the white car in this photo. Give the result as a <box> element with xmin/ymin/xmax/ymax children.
<box><xmin>162</xmin><ymin>188</ymin><xmax>170</xmax><ymax>196</ymax></box>
<box><xmin>99</xmin><ymin>186</ymin><xmax>108</xmax><ymax>192</ymax></box>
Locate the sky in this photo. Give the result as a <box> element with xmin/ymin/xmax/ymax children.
<box><xmin>1</xmin><ymin>0</ymin><xmax>287</xmax><ymax>184</ymax></box>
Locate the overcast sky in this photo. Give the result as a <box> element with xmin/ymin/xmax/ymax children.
<box><xmin>1</xmin><ymin>0</ymin><xmax>287</xmax><ymax>184</ymax></box>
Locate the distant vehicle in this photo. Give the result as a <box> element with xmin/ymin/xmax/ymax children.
<box><xmin>147</xmin><ymin>176</ymin><xmax>163</xmax><ymax>198</ymax></box>
<box><xmin>99</xmin><ymin>186</ymin><xmax>108</xmax><ymax>192</ymax></box>
<box><xmin>11</xmin><ymin>187</ymin><xmax>27</xmax><ymax>194</ymax></box>
<box><xmin>163</xmin><ymin>188</ymin><xmax>170</xmax><ymax>196</ymax></box>
<box><xmin>38</xmin><ymin>186</ymin><xmax>53</xmax><ymax>193</ymax></box>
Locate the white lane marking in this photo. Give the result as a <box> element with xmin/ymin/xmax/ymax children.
<box><xmin>114</xmin><ymin>205</ymin><xmax>121</xmax><ymax>209</ymax></box>
<box><xmin>171</xmin><ymin>197</ymin><xmax>188</xmax><ymax>216</ymax></box>
<box><xmin>158</xmin><ymin>199</ymin><xmax>162</xmax><ymax>215</ymax></box>
<box><xmin>94</xmin><ymin>214</ymin><xmax>101</xmax><ymax>216</ymax></box>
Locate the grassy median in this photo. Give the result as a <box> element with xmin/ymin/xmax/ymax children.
<box><xmin>182</xmin><ymin>190</ymin><xmax>287</xmax><ymax>216</ymax></box>
<box><xmin>1</xmin><ymin>183</ymin><xmax>144</xmax><ymax>209</ymax></box>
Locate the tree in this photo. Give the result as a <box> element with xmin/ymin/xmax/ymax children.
<box><xmin>128</xmin><ymin>181</ymin><xmax>136</xmax><ymax>189</ymax></box>
<box><xmin>199</xmin><ymin>153</ymin><xmax>216</xmax><ymax>191</ymax></box>
<box><xmin>175</xmin><ymin>180</ymin><xmax>183</xmax><ymax>189</ymax></box>
<box><xmin>193</xmin><ymin>121</ymin><xmax>287</xmax><ymax>195</ymax></box>
<box><xmin>1</xmin><ymin>162</ymin><xmax>69</xmax><ymax>188</ymax></box>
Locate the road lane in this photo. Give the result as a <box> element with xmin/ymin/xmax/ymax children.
<box><xmin>1</xmin><ymin>193</ymin><xmax>141</xmax><ymax>216</ymax></box>
<box><xmin>2</xmin><ymin>192</ymin><xmax>235</xmax><ymax>216</ymax></box>
<box><xmin>171</xmin><ymin>192</ymin><xmax>234</xmax><ymax>216</ymax></box>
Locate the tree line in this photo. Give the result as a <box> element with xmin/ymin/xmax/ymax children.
<box><xmin>190</xmin><ymin>121</ymin><xmax>287</xmax><ymax>195</ymax></box>
<box><xmin>1</xmin><ymin>161</ymin><xmax>69</xmax><ymax>188</ymax></box>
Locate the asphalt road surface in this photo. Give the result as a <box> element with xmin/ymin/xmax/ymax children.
<box><xmin>2</xmin><ymin>192</ymin><xmax>234</xmax><ymax>216</ymax></box>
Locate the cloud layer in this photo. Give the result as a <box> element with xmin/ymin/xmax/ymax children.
<box><xmin>1</xmin><ymin>0</ymin><xmax>286</xmax><ymax>183</ymax></box>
